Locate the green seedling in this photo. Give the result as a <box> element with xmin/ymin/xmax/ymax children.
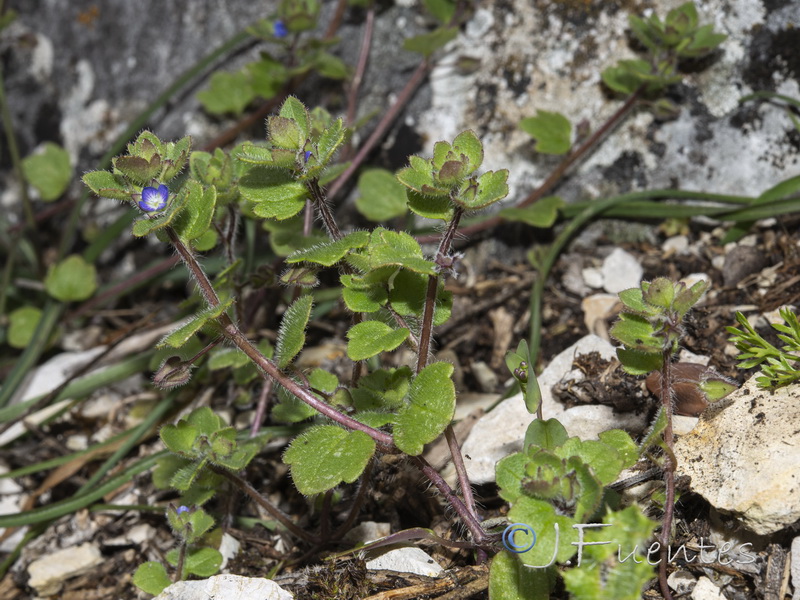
<box><xmin>728</xmin><ymin>306</ymin><xmax>800</xmax><ymax>388</ymax></box>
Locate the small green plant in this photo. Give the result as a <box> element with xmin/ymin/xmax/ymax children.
<box><xmin>610</xmin><ymin>277</ymin><xmax>711</xmax><ymax>600</ymax></box>
<box><xmin>133</xmin><ymin>503</ymin><xmax>223</xmax><ymax>595</ymax></box>
<box><xmin>727</xmin><ymin>307</ymin><xmax>800</xmax><ymax>388</ymax></box>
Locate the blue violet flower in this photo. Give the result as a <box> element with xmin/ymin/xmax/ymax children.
<box><xmin>274</xmin><ymin>20</ymin><xmax>288</xmax><ymax>38</ymax></box>
<box><xmin>303</xmin><ymin>150</ymin><xmax>312</xmax><ymax>163</ymax></box>
<box><xmin>176</xmin><ymin>505</ymin><xmax>190</xmax><ymax>514</ymax></box>
<box><xmin>139</xmin><ymin>184</ymin><xmax>169</xmax><ymax>212</ymax></box>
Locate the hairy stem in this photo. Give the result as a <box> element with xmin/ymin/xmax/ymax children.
<box><xmin>659</xmin><ymin>348</ymin><xmax>675</xmax><ymax>600</ymax></box>
<box><xmin>411</xmin><ymin>456</ymin><xmax>489</xmax><ymax>547</ymax></box>
<box><xmin>166</xmin><ymin>228</ymin><xmax>394</xmax><ymax>449</ymax></box>
<box><xmin>306</xmin><ymin>178</ymin><xmax>342</xmax><ymax>241</ymax></box>
<box><xmin>175</xmin><ymin>542</ymin><xmax>187</xmax><ymax>582</ymax></box>
<box><xmin>211</xmin><ymin>466</ymin><xmax>318</xmax><ymax>544</ymax></box>
<box><xmin>249</xmin><ymin>378</ymin><xmax>274</xmax><ymax>438</ymax></box>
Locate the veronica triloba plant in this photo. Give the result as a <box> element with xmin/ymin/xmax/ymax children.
<box><xmin>609</xmin><ymin>277</ymin><xmax>711</xmax><ymax>600</ymax></box>
<box><xmin>83</xmin><ymin>98</ymin><xmax>513</xmax><ymax>574</ymax></box>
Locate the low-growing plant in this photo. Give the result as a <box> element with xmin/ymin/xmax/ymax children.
<box><xmin>728</xmin><ymin>306</ymin><xmax>800</xmax><ymax>388</ymax></box>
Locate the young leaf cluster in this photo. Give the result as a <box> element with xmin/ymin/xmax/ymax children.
<box><xmin>727</xmin><ymin>307</ymin><xmax>800</xmax><ymax>388</ymax></box>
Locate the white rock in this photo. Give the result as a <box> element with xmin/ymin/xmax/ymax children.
<box><xmin>581</xmin><ymin>293</ymin><xmax>619</xmax><ymax>338</ymax></box>
<box><xmin>27</xmin><ymin>543</ymin><xmax>104</xmax><ymax>596</ymax></box>
<box><xmin>471</xmin><ymin>361</ymin><xmax>498</xmax><ymax>392</ymax></box>
<box><xmin>675</xmin><ymin>375</ymin><xmax>800</xmax><ymax>535</ymax></box>
<box><xmin>218</xmin><ymin>532</ymin><xmax>240</xmax><ymax>571</ymax></box>
<box><xmin>792</xmin><ymin>536</ymin><xmax>800</xmax><ymax>600</ymax></box>
<box><xmin>581</xmin><ymin>267</ymin><xmax>604</xmax><ymax>289</ymax></box>
<box><xmin>461</xmin><ymin>335</ymin><xmax>618</xmax><ymax>484</ymax></box>
<box><xmin>557</xmin><ymin>405</ymin><xmax>647</xmax><ymax>440</ymax></box>
<box><xmin>662</xmin><ymin>235</ymin><xmax>690</xmax><ymax>254</ymax></box>
<box><xmin>601</xmin><ymin>248</ymin><xmax>643</xmax><ymax>294</ymax></box>
<box><xmin>154</xmin><ymin>575</ymin><xmax>293</xmax><ymax>600</ymax></box>
<box><xmin>667</xmin><ymin>570</ymin><xmax>697</xmax><ymax>594</ymax></box>
<box><xmin>691</xmin><ymin>576</ymin><xmax>724</xmax><ymax>600</ymax></box>
<box><xmin>673</xmin><ymin>415</ymin><xmax>699</xmax><ymax>436</ymax></box>
<box><xmin>366</xmin><ymin>547</ymin><xmax>443</xmax><ymax>577</ymax></box>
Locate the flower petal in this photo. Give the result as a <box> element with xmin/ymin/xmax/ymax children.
<box><xmin>138</xmin><ymin>185</ymin><xmax>168</xmax><ymax>212</ymax></box>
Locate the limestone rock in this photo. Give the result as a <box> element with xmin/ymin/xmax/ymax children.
<box><xmin>675</xmin><ymin>375</ymin><xmax>800</xmax><ymax>535</ymax></box>
<box><xmin>461</xmin><ymin>335</ymin><xmax>632</xmax><ymax>484</ymax></box>
<box><xmin>601</xmin><ymin>248</ymin><xmax>643</xmax><ymax>294</ymax></box>
<box><xmin>27</xmin><ymin>543</ymin><xmax>104</xmax><ymax>596</ymax></box>
<box><xmin>154</xmin><ymin>575</ymin><xmax>293</xmax><ymax>600</ymax></box>
<box><xmin>366</xmin><ymin>547</ymin><xmax>443</xmax><ymax>577</ymax></box>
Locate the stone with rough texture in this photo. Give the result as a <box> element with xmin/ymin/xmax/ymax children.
<box><xmin>154</xmin><ymin>575</ymin><xmax>293</xmax><ymax>600</ymax></box>
<box><xmin>675</xmin><ymin>375</ymin><xmax>800</xmax><ymax>535</ymax></box>
<box><xmin>668</xmin><ymin>570</ymin><xmax>697</xmax><ymax>594</ymax></box>
<box><xmin>792</xmin><ymin>536</ymin><xmax>800</xmax><ymax>600</ymax></box>
<box><xmin>601</xmin><ymin>248</ymin><xmax>643</xmax><ymax>294</ymax></box>
<box><xmin>691</xmin><ymin>576</ymin><xmax>724</xmax><ymax>600</ymax></box>
<box><xmin>366</xmin><ymin>547</ymin><xmax>443</xmax><ymax>577</ymax></box>
<box><xmin>27</xmin><ymin>543</ymin><xmax>104</xmax><ymax>596</ymax></box>
<box><xmin>461</xmin><ymin>335</ymin><xmax>634</xmax><ymax>484</ymax></box>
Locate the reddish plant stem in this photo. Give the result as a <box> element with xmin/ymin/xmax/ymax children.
<box><xmin>325</xmin><ymin>58</ymin><xmax>432</xmax><ymax>203</ymax></box>
<box><xmin>166</xmin><ymin>227</ymin><xmax>393</xmax><ymax>448</ymax></box>
<box><xmin>346</xmin><ymin>6</ymin><xmax>374</xmax><ymax>128</ymax></box>
<box><xmin>659</xmin><ymin>348</ymin><xmax>675</xmax><ymax>600</ymax></box>
<box><xmin>175</xmin><ymin>542</ymin><xmax>186</xmax><ymax>582</ymax></box>
<box><xmin>411</xmin><ymin>456</ymin><xmax>489</xmax><ymax>547</ymax></box>
<box><xmin>418</xmin><ymin>87</ymin><xmax>644</xmax><ymax>244</ymax></box>
<box><xmin>306</xmin><ymin>179</ymin><xmax>342</xmax><ymax>241</ymax></box>
<box><xmin>249</xmin><ymin>378</ymin><xmax>274</xmax><ymax>438</ymax></box>
<box><xmin>211</xmin><ymin>466</ymin><xmax>319</xmax><ymax>543</ymax></box>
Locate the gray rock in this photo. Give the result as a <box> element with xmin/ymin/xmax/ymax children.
<box><xmin>461</xmin><ymin>335</ymin><xmax>625</xmax><ymax>484</ymax></box>
<box><xmin>27</xmin><ymin>543</ymin><xmax>104</xmax><ymax>596</ymax></box>
<box><xmin>154</xmin><ymin>575</ymin><xmax>293</xmax><ymax>600</ymax></box>
<box><xmin>601</xmin><ymin>248</ymin><xmax>643</xmax><ymax>294</ymax></box>
<box><xmin>691</xmin><ymin>576</ymin><xmax>724</xmax><ymax>600</ymax></box>
<box><xmin>675</xmin><ymin>375</ymin><xmax>800</xmax><ymax>535</ymax></box>
<box><xmin>366</xmin><ymin>547</ymin><xmax>443</xmax><ymax>577</ymax></box>
<box><xmin>667</xmin><ymin>570</ymin><xmax>697</xmax><ymax>594</ymax></box>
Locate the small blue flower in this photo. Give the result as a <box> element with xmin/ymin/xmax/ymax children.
<box><xmin>176</xmin><ymin>505</ymin><xmax>190</xmax><ymax>514</ymax></box>
<box><xmin>274</xmin><ymin>20</ymin><xmax>288</xmax><ymax>38</ymax></box>
<box><xmin>138</xmin><ymin>184</ymin><xmax>169</xmax><ymax>212</ymax></box>
<box><xmin>303</xmin><ymin>150</ymin><xmax>312</xmax><ymax>163</ymax></box>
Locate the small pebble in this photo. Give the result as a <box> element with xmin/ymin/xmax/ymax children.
<box><xmin>601</xmin><ymin>248</ymin><xmax>643</xmax><ymax>294</ymax></box>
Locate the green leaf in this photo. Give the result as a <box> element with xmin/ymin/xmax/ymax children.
<box><xmin>488</xmin><ymin>551</ymin><xmax>552</xmax><ymax>600</ymax></box>
<box><xmin>173</xmin><ymin>181</ymin><xmax>217</xmax><ymax>242</ymax></box>
<box><xmin>286</xmin><ymin>231</ymin><xmax>370</xmax><ymax>266</ymax></box>
<box><xmin>508</xmin><ymin>496</ymin><xmax>579</xmax><ymax>566</ymax></box>
<box><xmin>356</xmin><ymin>169</ymin><xmax>409</xmax><ymax>222</ymax></box>
<box><xmin>346</xmin><ymin>320</ymin><xmax>410</xmax><ymax>361</ymax></box>
<box><xmin>351</xmin><ymin>367</ymin><xmax>412</xmax><ymax>411</ymax></box>
<box><xmin>457</xmin><ymin>169</ymin><xmax>509</xmax><ymax>210</ymax></box>
<box><xmin>185</xmin><ymin>547</ymin><xmax>223</xmax><ymax>577</ymax></box>
<box><xmin>495</xmin><ymin>452</ymin><xmax>528</xmax><ymax>503</ymax></box>
<box><xmin>598</xmin><ymin>429</ymin><xmax>640</xmax><ymax>468</ymax></box>
<box><xmin>197</xmin><ymin>70</ymin><xmax>255</xmax><ymax>115</ymax></box>
<box><xmin>366</xmin><ymin>228</ymin><xmax>437</xmax><ymax>275</ymax></box>
<box><xmin>284</xmin><ymin>424</ymin><xmax>376</xmax><ymax>495</ymax></box>
<box><xmin>160</xmin><ymin>421</ymin><xmax>200</xmax><ymax>456</ymax></box>
<box><xmin>403</xmin><ymin>27</ymin><xmax>458</xmax><ymax>58</ymax></box>
<box><xmin>406</xmin><ymin>190</ymin><xmax>454</xmax><ymax>221</ymax></box>
<box><xmin>316</xmin><ymin>118</ymin><xmax>348</xmax><ymax>165</ymax></box>
<box><xmin>394</xmin><ymin>362</ymin><xmax>455</xmax><ymax>455</ymax></box>
<box><xmin>615</xmin><ymin>347</ymin><xmax>663</xmax><ymax>375</ymax></box>
<box><xmin>158</xmin><ymin>299</ymin><xmax>233</xmax><ymax>349</ymax></box>
<box><xmin>601</xmin><ymin>61</ymin><xmax>647</xmax><ymax>95</ymax></box>
<box><xmin>44</xmin><ymin>254</ymin><xmax>97</xmax><ymax>302</ymax></box>
<box><xmin>609</xmin><ymin>313</ymin><xmax>662</xmax><ymax>352</ymax></box>
<box><xmin>7</xmin><ymin>306</ymin><xmax>42</xmax><ymax>349</ymax></box>
<box><xmin>22</xmin><ymin>142</ymin><xmax>73</xmax><ymax>201</ymax></box>
<box><xmin>452</xmin><ymin>130</ymin><xmax>484</xmax><ymax>170</ymax></box>
<box><xmin>500</xmin><ymin>196</ymin><xmax>564</xmax><ymax>228</ymax></box>
<box><xmin>279</xmin><ymin>96</ymin><xmax>311</xmax><ymax>143</ymax></box>
<box><xmin>388</xmin><ymin>270</ymin><xmax>451</xmax><ymax>324</ymax></box>
<box><xmin>397</xmin><ymin>155</ymin><xmax>450</xmax><ymax>197</ymax></box>
<box><xmin>272</xmin><ymin>384</ymin><xmax>319</xmax><ymax>423</ymax></box>
<box><xmin>422</xmin><ymin>0</ymin><xmax>456</xmax><ymax>24</ymax></box>
<box><xmin>82</xmin><ymin>170</ymin><xmax>130</xmax><ymax>201</ymax></box>
<box><xmin>240</xmin><ymin>166</ymin><xmax>308</xmax><ymax>220</ymax></box>
<box><xmin>133</xmin><ymin>561</ymin><xmax>171</xmax><ymax>596</ymax></box>
<box><xmin>520</xmin><ymin>111</ymin><xmax>572</xmax><ymax>155</ymax></box>
<box><xmin>523</xmin><ymin>418</ymin><xmax>568</xmax><ymax>452</ymax></box>
<box><xmin>268</xmin><ymin>116</ymin><xmax>303</xmax><ymax>150</ymax></box>
<box><xmin>341</xmin><ymin>281</ymin><xmax>388</xmax><ymax>313</ymax></box>
<box><xmin>274</xmin><ymin>294</ymin><xmax>313</xmax><ymax>368</ymax></box>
